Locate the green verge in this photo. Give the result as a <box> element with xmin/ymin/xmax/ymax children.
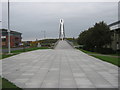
<box><xmin>1</xmin><ymin>47</ymin><xmax>49</xmax><ymax>59</ymax></box>
<box><xmin>2</xmin><ymin>78</ymin><xmax>22</xmax><ymax>90</ymax></box>
<box><xmin>79</xmin><ymin>49</ymin><xmax>119</xmax><ymax>67</ymax></box>
<box><xmin>11</xmin><ymin>47</ymin><xmax>49</xmax><ymax>54</ymax></box>
<box><xmin>79</xmin><ymin>49</ymin><xmax>98</xmax><ymax>54</ymax></box>
<box><xmin>91</xmin><ymin>55</ymin><xmax>119</xmax><ymax>67</ymax></box>
<box><xmin>2</xmin><ymin>54</ymin><xmax>16</xmax><ymax>59</ymax></box>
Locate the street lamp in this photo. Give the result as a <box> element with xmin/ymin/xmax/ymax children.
<box><xmin>41</xmin><ymin>30</ymin><xmax>46</xmax><ymax>39</ymax></box>
<box><xmin>8</xmin><ymin>0</ymin><xmax>11</xmax><ymax>54</ymax></box>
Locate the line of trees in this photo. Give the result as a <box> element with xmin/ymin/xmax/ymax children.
<box><xmin>77</xmin><ymin>21</ymin><xmax>114</xmax><ymax>54</ymax></box>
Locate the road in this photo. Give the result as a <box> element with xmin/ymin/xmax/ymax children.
<box><xmin>2</xmin><ymin>47</ymin><xmax>24</xmax><ymax>53</ymax></box>
<box><xmin>2</xmin><ymin>40</ymin><xmax>118</xmax><ymax>89</ymax></box>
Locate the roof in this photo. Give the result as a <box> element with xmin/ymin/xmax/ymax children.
<box><xmin>0</xmin><ymin>29</ymin><xmax>22</xmax><ymax>34</ymax></box>
<box><xmin>110</xmin><ymin>28</ymin><xmax>120</xmax><ymax>33</ymax></box>
<box><xmin>108</xmin><ymin>21</ymin><xmax>120</xmax><ymax>27</ymax></box>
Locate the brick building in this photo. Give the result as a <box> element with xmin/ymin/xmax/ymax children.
<box><xmin>0</xmin><ymin>29</ymin><xmax>22</xmax><ymax>48</ymax></box>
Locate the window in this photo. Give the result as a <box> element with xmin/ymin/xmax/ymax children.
<box><xmin>2</xmin><ymin>38</ymin><xmax>6</xmax><ymax>42</ymax></box>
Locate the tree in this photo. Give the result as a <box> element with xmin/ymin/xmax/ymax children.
<box><xmin>77</xmin><ymin>21</ymin><xmax>111</xmax><ymax>52</ymax></box>
<box><xmin>77</xmin><ymin>30</ymin><xmax>87</xmax><ymax>45</ymax></box>
<box><xmin>92</xmin><ymin>21</ymin><xmax>111</xmax><ymax>49</ymax></box>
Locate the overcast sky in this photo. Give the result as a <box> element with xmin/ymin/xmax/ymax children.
<box><xmin>1</xmin><ymin>1</ymin><xmax>118</xmax><ymax>41</ymax></box>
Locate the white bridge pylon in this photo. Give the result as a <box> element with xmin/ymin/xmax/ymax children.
<box><xmin>59</xmin><ymin>19</ymin><xmax>65</xmax><ymax>40</ymax></box>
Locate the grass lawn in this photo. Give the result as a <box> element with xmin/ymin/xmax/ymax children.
<box><xmin>2</xmin><ymin>78</ymin><xmax>22</xmax><ymax>90</ymax></box>
<box><xmin>79</xmin><ymin>49</ymin><xmax>98</xmax><ymax>54</ymax></box>
<box><xmin>91</xmin><ymin>55</ymin><xmax>119</xmax><ymax>67</ymax></box>
<box><xmin>2</xmin><ymin>54</ymin><xmax>16</xmax><ymax>59</ymax></box>
<box><xmin>79</xmin><ymin>49</ymin><xmax>120</xmax><ymax>67</ymax></box>
<box><xmin>11</xmin><ymin>47</ymin><xmax>49</xmax><ymax>54</ymax></box>
<box><xmin>1</xmin><ymin>47</ymin><xmax>49</xmax><ymax>59</ymax></box>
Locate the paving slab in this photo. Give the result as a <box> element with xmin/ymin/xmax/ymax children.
<box><xmin>2</xmin><ymin>40</ymin><xmax>118</xmax><ymax>88</ymax></box>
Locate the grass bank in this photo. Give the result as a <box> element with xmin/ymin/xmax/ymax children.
<box><xmin>79</xmin><ymin>49</ymin><xmax>119</xmax><ymax>67</ymax></box>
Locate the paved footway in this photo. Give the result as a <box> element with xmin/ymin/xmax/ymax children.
<box><xmin>2</xmin><ymin>40</ymin><xmax>118</xmax><ymax>88</ymax></box>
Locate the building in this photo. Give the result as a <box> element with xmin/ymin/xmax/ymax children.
<box><xmin>0</xmin><ymin>29</ymin><xmax>22</xmax><ymax>48</ymax></box>
<box><xmin>109</xmin><ymin>21</ymin><xmax>120</xmax><ymax>51</ymax></box>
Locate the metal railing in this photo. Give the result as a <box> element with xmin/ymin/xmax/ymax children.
<box><xmin>64</xmin><ymin>39</ymin><xmax>75</xmax><ymax>49</ymax></box>
<box><xmin>53</xmin><ymin>40</ymin><xmax>60</xmax><ymax>49</ymax></box>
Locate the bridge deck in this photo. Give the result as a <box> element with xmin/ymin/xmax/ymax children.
<box><xmin>2</xmin><ymin>40</ymin><xmax>118</xmax><ymax>88</ymax></box>
<box><xmin>55</xmin><ymin>40</ymin><xmax>74</xmax><ymax>49</ymax></box>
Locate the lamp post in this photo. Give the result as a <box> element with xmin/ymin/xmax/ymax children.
<box><xmin>41</xmin><ymin>30</ymin><xmax>46</xmax><ymax>39</ymax></box>
<box><xmin>8</xmin><ymin>0</ymin><xmax>11</xmax><ymax>54</ymax></box>
<box><xmin>43</xmin><ymin>30</ymin><xmax>46</xmax><ymax>39</ymax></box>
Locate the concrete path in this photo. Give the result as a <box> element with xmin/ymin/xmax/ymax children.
<box><xmin>2</xmin><ymin>40</ymin><xmax>118</xmax><ymax>88</ymax></box>
<box><xmin>55</xmin><ymin>40</ymin><xmax>74</xmax><ymax>50</ymax></box>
